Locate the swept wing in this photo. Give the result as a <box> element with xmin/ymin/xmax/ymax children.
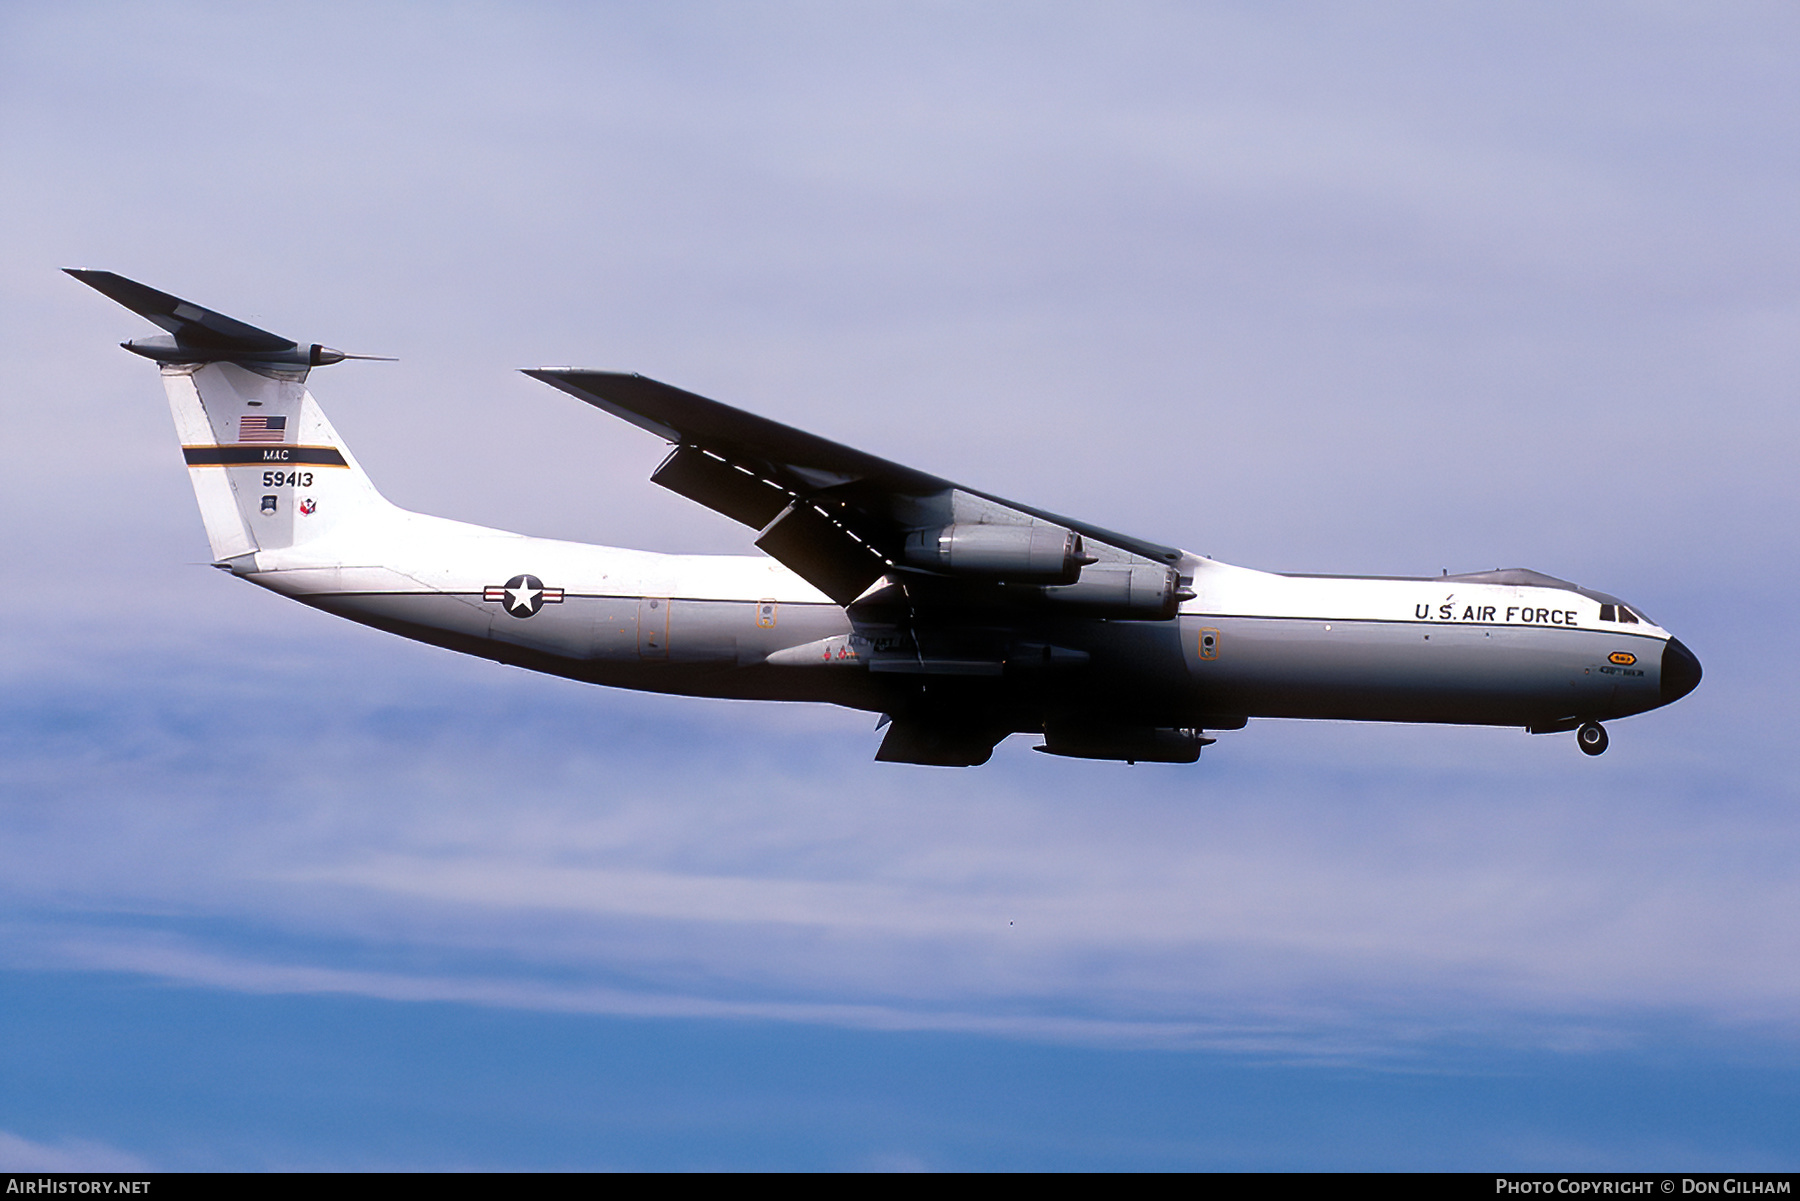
<box><xmin>525</xmin><ymin>370</ymin><xmax>1187</xmax><ymax>612</ymax></box>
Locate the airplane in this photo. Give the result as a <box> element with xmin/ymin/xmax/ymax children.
<box><xmin>68</xmin><ymin>269</ymin><xmax>1701</xmax><ymax>766</ymax></box>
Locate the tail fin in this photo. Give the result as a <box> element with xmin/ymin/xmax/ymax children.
<box><xmin>162</xmin><ymin>361</ymin><xmax>391</xmax><ymax>562</ymax></box>
<box><xmin>68</xmin><ymin>270</ymin><xmax>395</xmax><ymax>564</ymax></box>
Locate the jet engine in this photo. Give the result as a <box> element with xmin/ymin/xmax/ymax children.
<box><xmin>1034</xmin><ymin>563</ymin><xmax>1186</xmax><ymax>620</ymax></box>
<box><xmin>902</xmin><ymin>523</ymin><xmax>1092</xmax><ymax>584</ymax></box>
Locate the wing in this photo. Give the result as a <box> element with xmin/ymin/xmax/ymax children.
<box><xmin>525</xmin><ymin>370</ymin><xmax>1189</xmax><ymax>615</ymax></box>
<box><xmin>525</xmin><ymin>370</ymin><xmax>1188</xmax><ymax>615</ymax></box>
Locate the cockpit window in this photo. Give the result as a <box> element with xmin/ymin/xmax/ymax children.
<box><xmin>1599</xmin><ymin>603</ymin><xmax>1647</xmax><ymax>625</ymax></box>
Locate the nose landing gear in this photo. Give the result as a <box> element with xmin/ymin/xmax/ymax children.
<box><xmin>1577</xmin><ymin>722</ymin><xmax>1609</xmax><ymax>756</ymax></box>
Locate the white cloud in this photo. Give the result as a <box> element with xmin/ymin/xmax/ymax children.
<box><xmin>0</xmin><ymin>1130</ymin><xmax>149</xmax><ymax>1173</ymax></box>
<box><xmin>1</xmin><ymin>653</ymin><xmax>1794</xmax><ymax>1060</ymax></box>
<box><xmin>37</xmin><ymin>930</ymin><xmax>1318</xmax><ymax>1054</ymax></box>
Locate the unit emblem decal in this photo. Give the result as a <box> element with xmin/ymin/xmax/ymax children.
<box><xmin>1608</xmin><ymin>651</ymin><xmax>1637</xmax><ymax>666</ymax></box>
<box><xmin>299</xmin><ymin>497</ymin><xmax>317</xmax><ymax>516</ymax></box>
<box><xmin>484</xmin><ymin>574</ymin><xmax>565</xmax><ymax>618</ymax></box>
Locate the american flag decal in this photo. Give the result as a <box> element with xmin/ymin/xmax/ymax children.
<box><xmin>238</xmin><ymin>414</ymin><xmax>288</xmax><ymax>443</ymax></box>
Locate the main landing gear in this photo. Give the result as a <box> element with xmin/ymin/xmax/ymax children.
<box><xmin>1577</xmin><ymin>722</ymin><xmax>1609</xmax><ymax>756</ymax></box>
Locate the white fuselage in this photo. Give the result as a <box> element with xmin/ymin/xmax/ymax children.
<box><xmin>232</xmin><ymin>501</ymin><xmax>1677</xmax><ymax>733</ymax></box>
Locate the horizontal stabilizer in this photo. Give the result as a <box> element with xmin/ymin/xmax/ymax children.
<box><xmin>66</xmin><ymin>270</ymin><xmax>293</xmax><ymax>352</ymax></box>
<box><xmin>65</xmin><ymin>270</ymin><xmax>387</xmax><ymax>369</ymax></box>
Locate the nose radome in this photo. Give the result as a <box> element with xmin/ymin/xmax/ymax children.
<box><xmin>1660</xmin><ymin>637</ymin><xmax>1702</xmax><ymax>705</ymax></box>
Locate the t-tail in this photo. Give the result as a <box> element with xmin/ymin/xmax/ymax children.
<box><xmin>66</xmin><ymin>270</ymin><xmax>395</xmax><ymax>569</ymax></box>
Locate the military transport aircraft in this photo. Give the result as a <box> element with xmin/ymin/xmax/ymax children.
<box><xmin>70</xmin><ymin>269</ymin><xmax>1701</xmax><ymax>765</ymax></box>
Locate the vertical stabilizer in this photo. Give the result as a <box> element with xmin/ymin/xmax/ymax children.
<box><xmin>67</xmin><ymin>271</ymin><xmax>398</xmax><ymax>567</ymax></box>
<box><xmin>164</xmin><ymin>361</ymin><xmax>391</xmax><ymax>562</ymax></box>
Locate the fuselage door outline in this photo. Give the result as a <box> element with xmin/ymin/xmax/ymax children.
<box><xmin>639</xmin><ymin>596</ymin><xmax>671</xmax><ymax>659</ymax></box>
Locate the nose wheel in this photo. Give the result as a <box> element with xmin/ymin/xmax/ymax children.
<box><xmin>1577</xmin><ymin>722</ymin><xmax>1609</xmax><ymax>756</ymax></box>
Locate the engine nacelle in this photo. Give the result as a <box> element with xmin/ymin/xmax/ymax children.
<box><xmin>1036</xmin><ymin>563</ymin><xmax>1184</xmax><ymax>620</ymax></box>
<box><xmin>902</xmin><ymin>523</ymin><xmax>1090</xmax><ymax>584</ymax></box>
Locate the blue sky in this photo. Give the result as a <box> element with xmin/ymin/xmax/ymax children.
<box><xmin>1</xmin><ymin>1</ymin><xmax>1797</xmax><ymax>1170</ymax></box>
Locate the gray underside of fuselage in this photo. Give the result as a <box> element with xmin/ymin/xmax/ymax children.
<box><xmin>293</xmin><ymin>587</ymin><xmax>1666</xmax><ymax>731</ymax></box>
<box><xmin>304</xmin><ymin>590</ymin><xmax>889</xmax><ymax>708</ymax></box>
<box><xmin>1182</xmin><ymin>616</ymin><xmax>1664</xmax><ymax>726</ymax></box>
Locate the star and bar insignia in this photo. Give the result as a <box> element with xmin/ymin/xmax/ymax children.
<box><xmin>483</xmin><ymin>574</ymin><xmax>565</xmax><ymax>618</ymax></box>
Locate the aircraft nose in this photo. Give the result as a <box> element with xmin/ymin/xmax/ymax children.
<box><xmin>1660</xmin><ymin>636</ymin><xmax>1702</xmax><ymax>705</ymax></box>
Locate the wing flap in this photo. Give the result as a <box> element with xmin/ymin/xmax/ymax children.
<box><xmin>650</xmin><ymin>445</ymin><xmax>791</xmax><ymax>529</ymax></box>
<box><xmin>754</xmin><ymin>500</ymin><xmax>888</xmax><ymax>605</ymax></box>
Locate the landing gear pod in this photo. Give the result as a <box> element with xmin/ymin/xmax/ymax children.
<box><xmin>1036</xmin><ymin>724</ymin><xmax>1213</xmax><ymax>763</ymax></box>
<box><xmin>1577</xmin><ymin>722</ymin><xmax>1609</xmax><ymax>756</ymax></box>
